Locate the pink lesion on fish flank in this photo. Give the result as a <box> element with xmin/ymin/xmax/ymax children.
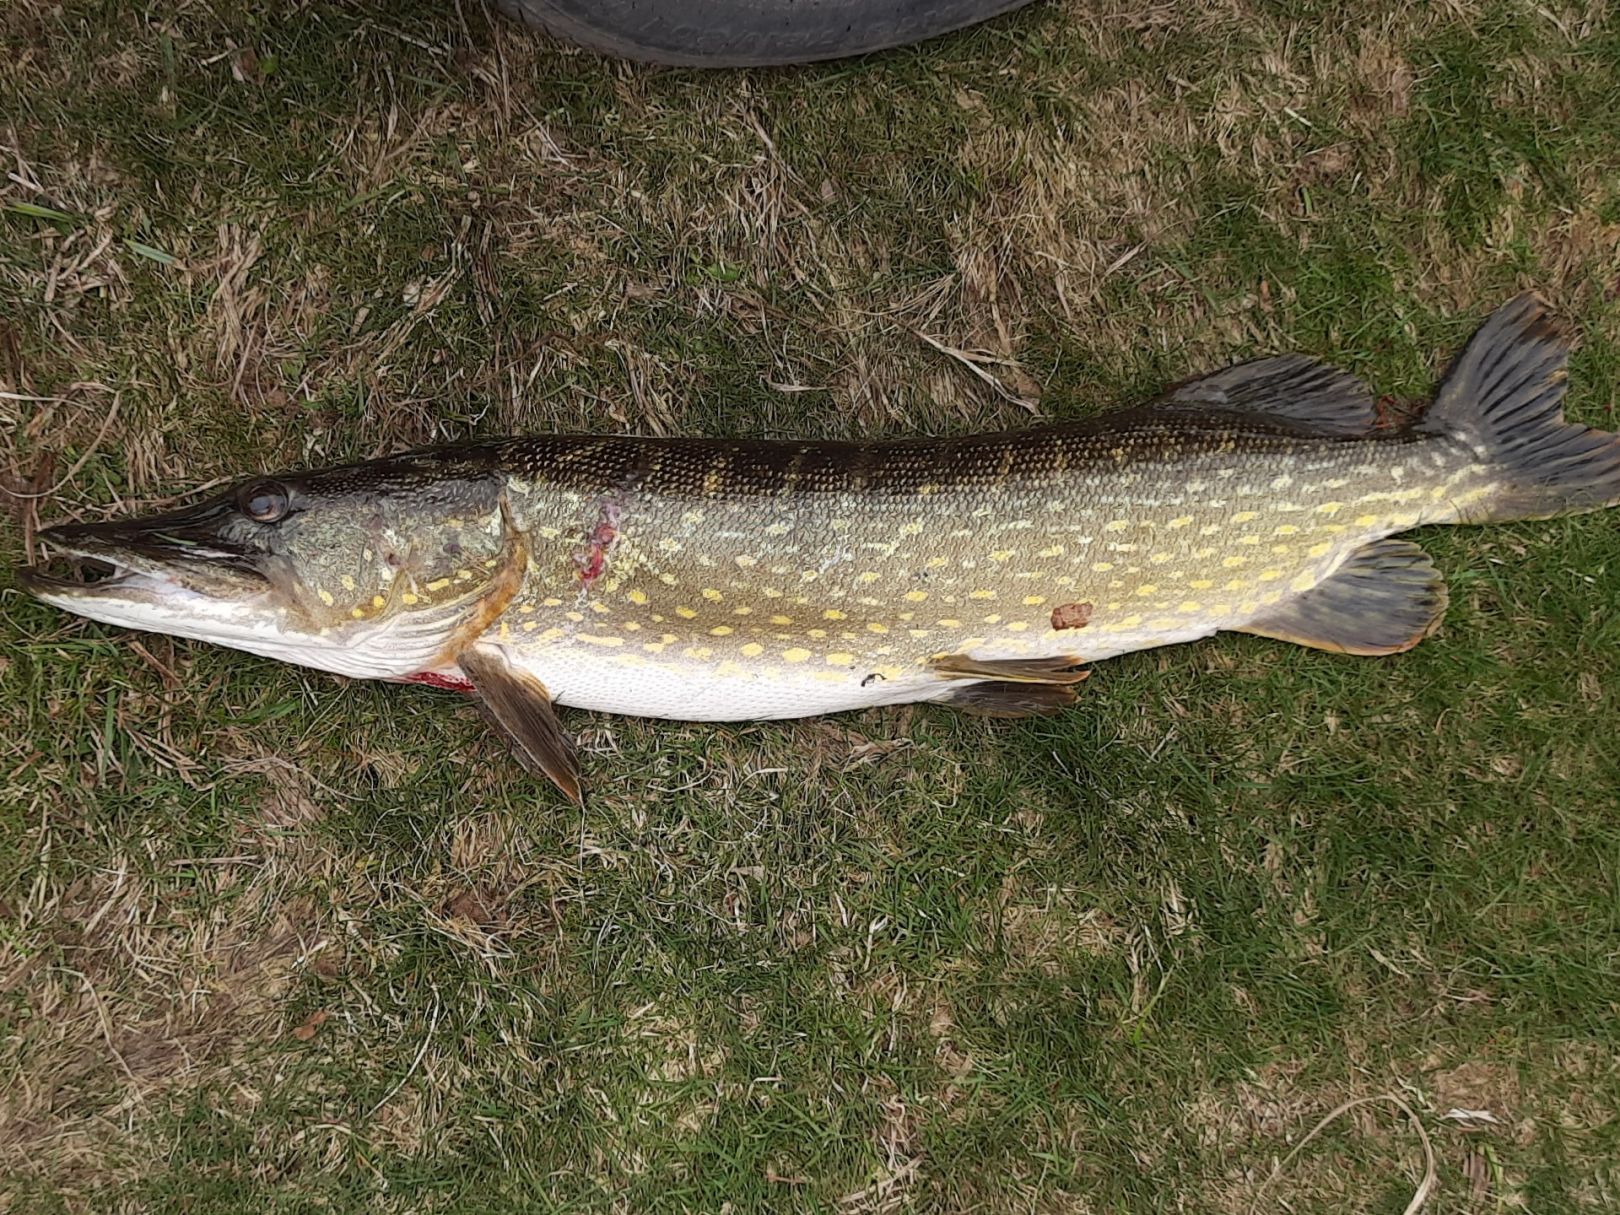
<box><xmin>401</xmin><ymin>671</ymin><xmax>476</xmax><ymax>694</ymax></box>
<box><xmin>575</xmin><ymin>500</ymin><xmax>623</xmax><ymax>587</ymax></box>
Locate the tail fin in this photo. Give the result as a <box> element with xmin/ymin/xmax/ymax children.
<box><xmin>1423</xmin><ymin>293</ymin><xmax>1620</xmax><ymax>522</ymax></box>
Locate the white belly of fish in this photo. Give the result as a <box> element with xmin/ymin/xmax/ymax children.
<box><xmin>486</xmin><ymin>612</ymin><xmax>1226</xmax><ymax>722</ymax></box>
<box><xmin>502</xmin><ymin>645</ymin><xmax>948</xmax><ymax>720</ymax></box>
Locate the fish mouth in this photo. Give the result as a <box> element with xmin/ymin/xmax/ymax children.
<box><xmin>17</xmin><ymin>523</ymin><xmax>269</xmax><ymax>606</ymax></box>
<box><xmin>16</xmin><ymin>550</ymin><xmax>138</xmax><ymax>596</ymax></box>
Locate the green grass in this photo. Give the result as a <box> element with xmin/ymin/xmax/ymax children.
<box><xmin>3</xmin><ymin>1</ymin><xmax>1620</xmax><ymax>1211</ymax></box>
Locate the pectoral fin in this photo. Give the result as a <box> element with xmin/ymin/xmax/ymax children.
<box><xmin>1237</xmin><ymin>538</ymin><xmax>1448</xmax><ymax>655</ymax></box>
<box><xmin>459</xmin><ymin>645</ymin><xmax>583</xmax><ymax>803</ymax></box>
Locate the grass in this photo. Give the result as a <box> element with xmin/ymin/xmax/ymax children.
<box><xmin>3</xmin><ymin>0</ymin><xmax>1620</xmax><ymax>1210</ymax></box>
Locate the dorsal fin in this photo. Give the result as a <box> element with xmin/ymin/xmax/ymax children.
<box><xmin>1164</xmin><ymin>354</ymin><xmax>1382</xmax><ymax>436</ymax></box>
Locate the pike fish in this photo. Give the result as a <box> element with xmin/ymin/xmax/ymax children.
<box><xmin>19</xmin><ymin>295</ymin><xmax>1620</xmax><ymax>800</ymax></box>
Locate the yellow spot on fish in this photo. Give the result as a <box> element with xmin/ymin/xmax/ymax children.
<box><xmin>402</xmin><ymin>592</ymin><xmax>419</xmax><ymax>605</ymax></box>
<box><xmin>733</xmin><ymin>605</ymin><xmax>753</xmax><ymax>616</ymax></box>
<box><xmin>1150</xmin><ymin>552</ymin><xmax>1171</xmax><ymax>565</ymax></box>
<box><xmin>1092</xmin><ymin>562</ymin><xmax>1115</xmax><ymax>573</ymax></box>
<box><xmin>1257</xmin><ymin>569</ymin><xmax>1282</xmax><ymax>582</ymax></box>
<box><xmin>783</xmin><ymin>647</ymin><xmax>812</xmax><ymax>663</ymax></box>
<box><xmin>1022</xmin><ymin>595</ymin><xmax>1046</xmax><ymax>606</ymax></box>
<box><xmin>427</xmin><ymin>578</ymin><xmax>450</xmax><ymax>592</ymax></box>
<box><xmin>1185</xmin><ymin>578</ymin><xmax>1212</xmax><ymax>590</ymax></box>
<box><xmin>628</xmin><ymin>589</ymin><xmax>648</xmax><ymax>605</ymax></box>
<box><xmin>1225</xmin><ymin>579</ymin><xmax>1247</xmax><ymax>591</ymax></box>
<box><xmin>1238</xmin><ymin>535</ymin><xmax>1261</xmax><ymax>545</ymax></box>
<box><xmin>826</xmin><ymin>652</ymin><xmax>853</xmax><ymax>666</ymax></box>
<box><xmin>523</xmin><ymin>620</ymin><xmax>538</xmax><ymax>632</ymax></box>
<box><xmin>659</xmin><ymin>572</ymin><xmax>678</xmax><ymax>586</ymax></box>
<box><xmin>1168</xmin><ymin>516</ymin><xmax>1193</xmax><ymax>529</ymax></box>
<box><xmin>318</xmin><ymin>589</ymin><xmax>336</xmax><ymax>606</ymax></box>
<box><xmin>763</xmin><ymin>586</ymin><xmax>783</xmax><ymax>598</ymax></box>
<box><xmin>741</xmin><ymin>642</ymin><xmax>764</xmax><ymax>657</ymax></box>
<box><xmin>340</xmin><ymin>575</ymin><xmax>356</xmax><ymax>592</ymax></box>
<box><xmin>1222</xmin><ymin>556</ymin><xmax>1247</xmax><ymax>569</ymax></box>
<box><xmin>1179</xmin><ymin>601</ymin><xmax>1202</xmax><ymax>612</ymax></box>
<box><xmin>566</xmin><ymin>611</ymin><xmax>585</xmax><ymax>623</ymax></box>
<box><xmin>990</xmin><ymin>549</ymin><xmax>1014</xmax><ymax>562</ymax></box>
<box><xmin>702</xmin><ymin>588</ymin><xmax>723</xmax><ymax>601</ymax></box>
<box><xmin>867</xmin><ymin>622</ymin><xmax>888</xmax><ymax>634</ymax></box>
<box><xmin>1290</xmin><ymin>572</ymin><xmax>1316</xmax><ymax>592</ymax></box>
<box><xmin>735</xmin><ymin>554</ymin><xmax>757</xmax><ymax>568</ymax></box>
<box><xmin>982</xmin><ymin>614</ymin><xmax>1002</xmax><ymax>624</ymax></box>
<box><xmin>1354</xmin><ymin>514</ymin><xmax>1378</xmax><ymax>526</ymax></box>
<box><xmin>926</xmin><ymin>557</ymin><xmax>948</xmax><ymax>570</ymax></box>
<box><xmin>938</xmin><ymin>618</ymin><xmax>962</xmax><ymax>628</ymax></box>
<box><xmin>684</xmin><ymin>646</ymin><xmax>714</xmax><ymax>660</ymax></box>
<box><xmin>624</xmin><ymin>621</ymin><xmax>641</xmax><ymax>631</ymax></box>
<box><xmin>1136</xmin><ymin>585</ymin><xmax>1157</xmax><ymax>596</ymax></box>
<box><xmin>823</xmin><ymin>609</ymin><xmax>846</xmax><ymax>621</ymax></box>
<box><xmin>1315</xmin><ymin>501</ymin><xmax>1343</xmax><ymax>515</ymax></box>
<box><xmin>857</xmin><ymin>571</ymin><xmax>880</xmax><ymax>584</ymax></box>
<box><xmin>1274</xmin><ymin>524</ymin><xmax>1299</xmax><ymax>536</ymax></box>
<box><xmin>372</xmin><ymin>595</ymin><xmax>386</xmax><ymax>608</ymax></box>
<box><xmin>1105</xmin><ymin>520</ymin><xmax>1128</xmax><ymax>532</ymax></box>
<box><xmin>676</xmin><ymin>606</ymin><xmax>698</xmax><ymax>619</ymax></box>
<box><xmin>710</xmin><ymin>626</ymin><xmax>734</xmax><ymax>636</ymax></box>
<box><xmin>1038</xmin><ymin>545</ymin><xmax>1065</xmax><ymax>558</ymax></box>
<box><xmin>1307</xmin><ymin>542</ymin><xmax>1332</xmax><ymax>557</ymax></box>
<box><xmin>350</xmin><ymin>607</ymin><xmax>365</xmax><ymax>619</ymax></box>
<box><xmin>770</xmin><ymin>614</ymin><xmax>793</xmax><ymax>625</ymax></box>
<box><xmin>968</xmin><ymin>590</ymin><xmax>995</xmax><ymax>600</ymax></box>
<box><xmin>1232</xmin><ymin>511</ymin><xmax>1257</xmax><ymax>523</ymax></box>
<box><xmin>1007</xmin><ymin>621</ymin><xmax>1029</xmax><ymax>631</ymax></box>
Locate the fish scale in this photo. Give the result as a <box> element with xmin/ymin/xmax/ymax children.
<box><xmin>485</xmin><ymin>414</ymin><xmax>1474</xmax><ymax>721</ymax></box>
<box><xmin>20</xmin><ymin>294</ymin><xmax>1620</xmax><ymax>800</ymax></box>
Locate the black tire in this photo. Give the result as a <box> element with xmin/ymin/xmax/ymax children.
<box><xmin>489</xmin><ymin>0</ymin><xmax>1040</xmax><ymax>67</ymax></box>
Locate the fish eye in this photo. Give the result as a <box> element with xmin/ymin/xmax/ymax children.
<box><xmin>238</xmin><ymin>479</ymin><xmax>290</xmax><ymax>523</ymax></box>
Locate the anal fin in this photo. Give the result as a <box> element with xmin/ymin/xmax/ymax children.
<box><xmin>946</xmin><ymin>679</ymin><xmax>1083</xmax><ymax>718</ymax></box>
<box><xmin>1237</xmin><ymin>538</ymin><xmax>1448</xmax><ymax>656</ymax></box>
<box><xmin>930</xmin><ymin>653</ymin><xmax>1090</xmax><ymax>685</ymax></box>
<box><xmin>459</xmin><ymin>646</ymin><xmax>583</xmax><ymax>803</ymax></box>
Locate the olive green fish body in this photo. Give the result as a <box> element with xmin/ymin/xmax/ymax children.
<box><xmin>21</xmin><ymin>295</ymin><xmax>1620</xmax><ymax>796</ymax></box>
<box><xmin>474</xmin><ymin>414</ymin><xmax>1485</xmax><ymax>719</ymax></box>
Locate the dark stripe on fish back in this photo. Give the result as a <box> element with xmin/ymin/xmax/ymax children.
<box><xmin>286</xmin><ymin>407</ymin><xmax>1424</xmax><ymax>503</ymax></box>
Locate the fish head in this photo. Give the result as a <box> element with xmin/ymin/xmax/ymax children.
<box><xmin>19</xmin><ymin>457</ymin><xmax>518</xmax><ymax>679</ymax></box>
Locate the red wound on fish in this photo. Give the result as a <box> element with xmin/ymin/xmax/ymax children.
<box><xmin>576</xmin><ymin>502</ymin><xmax>622</xmax><ymax>586</ymax></box>
<box><xmin>404</xmin><ymin>670</ymin><xmax>476</xmax><ymax>694</ymax></box>
<box><xmin>1050</xmin><ymin>601</ymin><xmax>1093</xmax><ymax>630</ymax></box>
